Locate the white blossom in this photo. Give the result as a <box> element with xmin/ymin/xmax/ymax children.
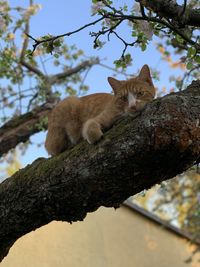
<box><xmin>132</xmin><ymin>2</ymin><xmax>140</xmax><ymax>14</ymax></box>
<box><xmin>0</xmin><ymin>1</ymin><xmax>9</xmax><ymax>14</ymax></box>
<box><xmin>137</xmin><ymin>20</ymin><xmax>153</xmax><ymax>40</ymax></box>
<box><xmin>23</xmin><ymin>4</ymin><xmax>42</xmax><ymax>20</ymax></box>
<box><xmin>91</xmin><ymin>3</ymin><xmax>105</xmax><ymax>15</ymax></box>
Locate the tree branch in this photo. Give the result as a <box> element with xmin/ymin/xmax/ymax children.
<box><xmin>0</xmin><ymin>100</ymin><xmax>57</xmax><ymax>157</ymax></box>
<box><xmin>106</xmin><ymin>13</ymin><xmax>200</xmax><ymax>52</ymax></box>
<box><xmin>139</xmin><ymin>0</ymin><xmax>200</xmax><ymax>27</ymax></box>
<box><xmin>20</xmin><ymin>60</ymin><xmax>45</xmax><ymax>78</ymax></box>
<box><xmin>19</xmin><ymin>11</ymin><xmax>46</xmax><ymax>78</ymax></box>
<box><xmin>0</xmin><ymin>80</ymin><xmax>200</xmax><ymax>262</ymax></box>
<box><xmin>48</xmin><ymin>58</ymin><xmax>100</xmax><ymax>84</ymax></box>
<box><xmin>27</xmin><ymin>16</ymin><xmax>105</xmax><ymax>54</ymax></box>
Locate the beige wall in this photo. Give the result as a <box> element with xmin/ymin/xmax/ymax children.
<box><xmin>1</xmin><ymin>206</ymin><xmax>199</xmax><ymax>267</ymax></box>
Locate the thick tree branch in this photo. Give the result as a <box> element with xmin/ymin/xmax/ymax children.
<box><xmin>139</xmin><ymin>0</ymin><xmax>200</xmax><ymax>27</ymax></box>
<box><xmin>0</xmin><ymin>80</ymin><xmax>200</xmax><ymax>262</ymax></box>
<box><xmin>0</xmin><ymin>101</ymin><xmax>57</xmax><ymax>157</ymax></box>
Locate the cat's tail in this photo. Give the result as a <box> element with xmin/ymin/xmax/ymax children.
<box><xmin>45</xmin><ymin>126</ymin><xmax>69</xmax><ymax>156</ymax></box>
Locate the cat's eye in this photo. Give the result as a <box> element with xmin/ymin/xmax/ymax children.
<box><xmin>137</xmin><ymin>92</ymin><xmax>144</xmax><ymax>97</ymax></box>
<box><xmin>121</xmin><ymin>95</ymin><xmax>128</xmax><ymax>101</ymax></box>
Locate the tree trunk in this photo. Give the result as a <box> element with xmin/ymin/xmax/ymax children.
<box><xmin>0</xmin><ymin>80</ymin><xmax>200</xmax><ymax>262</ymax></box>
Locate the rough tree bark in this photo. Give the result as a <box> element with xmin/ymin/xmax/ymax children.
<box><xmin>140</xmin><ymin>0</ymin><xmax>200</xmax><ymax>27</ymax></box>
<box><xmin>0</xmin><ymin>80</ymin><xmax>200</xmax><ymax>262</ymax></box>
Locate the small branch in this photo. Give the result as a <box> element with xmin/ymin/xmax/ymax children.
<box><xmin>139</xmin><ymin>3</ymin><xmax>147</xmax><ymax>18</ymax></box>
<box><xmin>101</xmin><ymin>0</ymin><xmax>123</xmax><ymax>15</ymax></box>
<box><xmin>98</xmin><ymin>62</ymin><xmax>130</xmax><ymax>76</ymax></box>
<box><xmin>90</xmin><ymin>18</ymin><xmax>122</xmax><ymax>47</ymax></box>
<box><xmin>178</xmin><ymin>65</ymin><xmax>200</xmax><ymax>91</ymax></box>
<box><xmin>19</xmin><ymin>11</ymin><xmax>46</xmax><ymax>79</ymax></box>
<box><xmin>27</xmin><ymin>17</ymin><xmax>105</xmax><ymax>54</ymax></box>
<box><xmin>180</xmin><ymin>0</ymin><xmax>188</xmax><ymax>17</ymax></box>
<box><xmin>106</xmin><ymin>13</ymin><xmax>200</xmax><ymax>52</ymax></box>
<box><xmin>20</xmin><ymin>60</ymin><xmax>45</xmax><ymax>78</ymax></box>
<box><xmin>27</xmin><ymin>92</ymin><xmax>39</xmax><ymax>111</ymax></box>
<box><xmin>48</xmin><ymin>58</ymin><xmax>99</xmax><ymax>84</ymax></box>
<box><xmin>110</xmin><ymin>30</ymin><xmax>138</xmax><ymax>59</ymax></box>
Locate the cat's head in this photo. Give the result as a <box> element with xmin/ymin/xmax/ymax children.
<box><xmin>107</xmin><ymin>64</ymin><xmax>155</xmax><ymax>114</ymax></box>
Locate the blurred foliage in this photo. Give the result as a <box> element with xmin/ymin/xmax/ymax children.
<box><xmin>0</xmin><ymin>150</ymin><xmax>22</xmax><ymax>180</ymax></box>
<box><xmin>131</xmin><ymin>169</ymin><xmax>200</xmax><ymax>256</ymax></box>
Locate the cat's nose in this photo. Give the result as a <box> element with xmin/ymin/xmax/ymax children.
<box><xmin>129</xmin><ymin>104</ymin><xmax>136</xmax><ymax>111</ymax></box>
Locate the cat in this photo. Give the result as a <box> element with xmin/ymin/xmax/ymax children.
<box><xmin>45</xmin><ymin>64</ymin><xmax>155</xmax><ymax>156</ymax></box>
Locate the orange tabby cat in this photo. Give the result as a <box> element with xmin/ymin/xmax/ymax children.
<box><xmin>45</xmin><ymin>64</ymin><xmax>155</xmax><ymax>156</ymax></box>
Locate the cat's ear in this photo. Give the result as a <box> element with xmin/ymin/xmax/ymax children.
<box><xmin>107</xmin><ymin>77</ymin><xmax>122</xmax><ymax>94</ymax></box>
<box><xmin>138</xmin><ymin>64</ymin><xmax>154</xmax><ymax>86</ymax></box>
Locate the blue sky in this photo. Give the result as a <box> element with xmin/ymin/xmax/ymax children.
<box><xmin>5</xmin><ymin>0</ymin><xmax>186</xmax><ymax>167</ymax></box>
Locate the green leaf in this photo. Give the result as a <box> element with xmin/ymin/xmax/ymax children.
<box><xmin>186</xmin><ymin>61</ymin><xmax>193</xmax><ymax>70</ymax></box>
<box><xmin>194</xmin><ymin>55</ymin><xmax>200</xmax><ymax>64</ymax></box>
<box><xmin>66</xmin><ymin>86</ymin><xmax>77</xmax><ymax>96</ymax></box>
<box><xmin>123</xmin><ymin>4</ymin><xmax>128</xmax><ymax>11</ymax></box>
<box><xmin>187</xmin><ymin>47</ymin><xmax>196</xmax><ymax>58</ymax></box>
<box><xmin>175</xmin><ymin>34</ymin><xmax>184</xmax><ymax>44</ymax></box>
<box><xmin>141</xmin><ymin>43</ymin><xmax>147</xmax><ymax>51</ymax></box>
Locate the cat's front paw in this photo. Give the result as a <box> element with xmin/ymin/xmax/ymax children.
<box><xmin>82</xmin><ymin>119</ymin><xmax>103</xmax><ymax>144</ymax></box>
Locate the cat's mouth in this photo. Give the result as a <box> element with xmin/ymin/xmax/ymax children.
<box><xmin>125</xmin><ymin>106</ymin><xmax>137</xmax><ymax>113</ymax></box>
<box><xmin>125</xmin><ymin>105</ymin><xmax>145</xmax><ymax>117</ymax></box>
<box><xmin>127</xmin><ymin>111</ymin><xmax>140</xmax><ymax>118</ymax></box>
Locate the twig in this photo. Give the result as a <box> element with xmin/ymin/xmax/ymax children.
<box><xmin>26</xmin><ymin>17</ymin><xmax>105</xmax><ymax>54</ymax></box>
<box><xmin>48</xmin><ymin>58</ymin><xmax>99</xmax><ymax>84</ymax></box>
<box><xmin>98</xmin><ymin>62</ymin><xmax>130</xmax><ymax>76</ymax></box>
<box><xmin>101</xmin><ymin>0</ymin><xmax>123</xmax><ymax>15</ymax></box>
<box><xmin>107</xmin><ymin>13</ymin><xmax>200</xmax><ymax>52</ymax></box>
<box><xmin>93</xmin><ymin>19</ymin><xmax>122</xmax><ymax>48</ymax></box>
<box><xmin>139</xmin><ymin>3</ymin><xmax>147</xmax><ymax>18</ymax></box>
<box><xmin>20</xmin><ymin>60</ymin><xmax>45</xmax><ymax>78</ymax></box>
<box><xmin>180</xmin><ymin>0</ymin><xmax>187</xmax><ymax>16</ymax></box>
<box><xmin>27</xmin><ymin>92</ymin><xmax>38</xmax><ymax>111</ymax></box>
<box><xmin>111</xmin><ymin>30</ymin><xmax>138</xmax><ymax>59</ymax></box>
